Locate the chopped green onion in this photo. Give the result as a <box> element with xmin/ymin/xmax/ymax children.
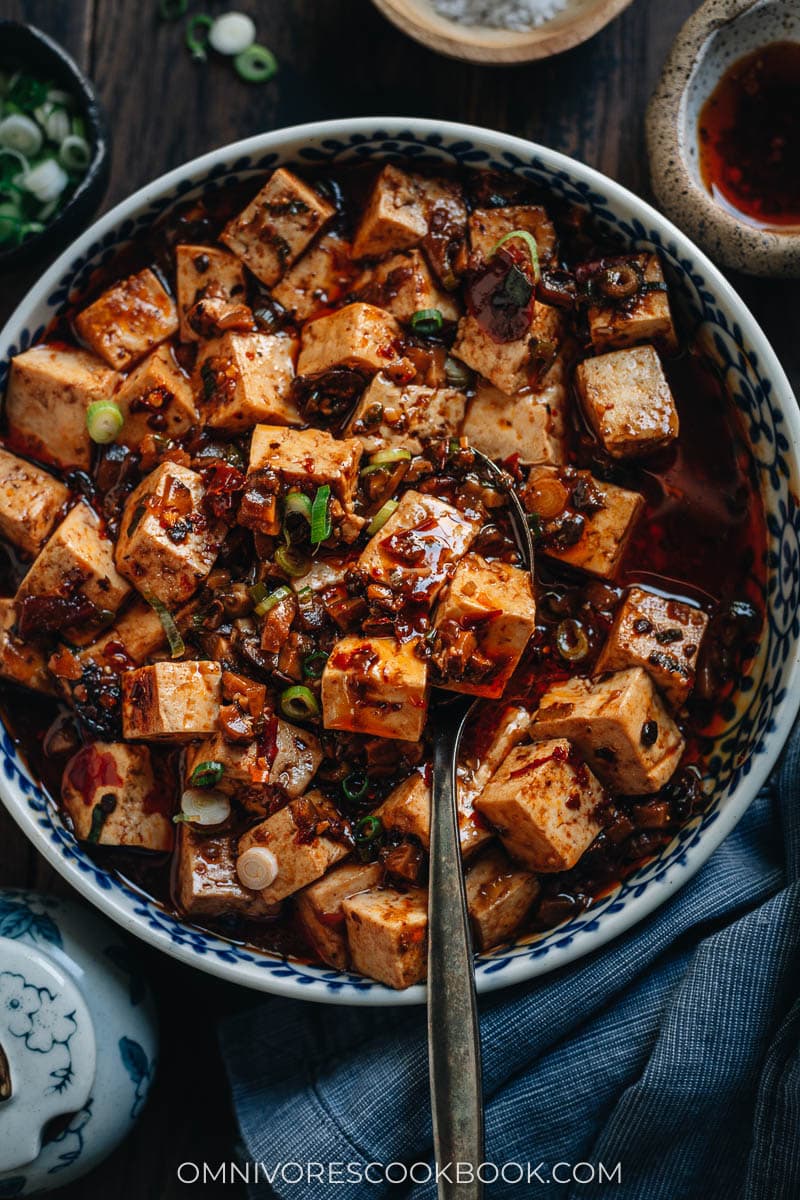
<box><xmin>274</xmin><ymin>545</ymin><xmax>311</xmax><ymax>578</ymax></box>
<box><xmin>186</xmin><ymin>14</ymin><xmax>214</xmax><ymax>61</ymax></box>
<box><xmin>368</xmin><ymin>447</ymin><xmax>412</xmax><ymax>467</ymax></box>
<box><xmin>444</xmin><ymin>355</ymin><xmax>472</xmax><ymax>389</ymax></box>
<box><xmin>0</xmin><ymin>147</ymin><xmax>29</xmax><ymax>184</ymax></box>
<box><xmin>343</xmin><ymin>772</ymin><xmax>370</xmax><ymax>804</ymax></box>
<box><xmin>8</xmin><ymin>74</ymin><xmax>48</xmax><ymax>110</ymax></box>
<box><xmin>144</xmin><ymin>593</ymin><xmax>185</xmax><ymax>659</ymax></box>
<box><xmin>354</xmin><ymin>814</ymin><xmax>384</xmax><ymax>861</ymax></box>
<box><xmin>555</xmin><ymin>618</ymin><xmax>590</xmax><ymax>663</ymax></box>
<box><xmin>282</xmin><ymin>491</ymin><xmax>313</xmax><ymax>540</ymax></box>
<box><xmin>158</xmin><ymin>0</ymin><xmax>188</xmax><ymax>18</ymax></box>
<box><xmin>209</xmin><ymin>12</ymin><xmax>257</xmax><ymax>55</ymax></box>
<box><xmin>23</xmin><ymin>158</ymin><xmax>68</xmax><ymax>204</ymax></box>
<box><xmin>175</xmin><ymin>788</ymin><xmax>230</xmax><ymax>826</ymax></box>
<box><xmin>86</xmin><ymin>400</ymin><xmax>123</xmax><ymax>444</ymax></box>
<box><xmin>189</xmin><ymin>760</ymin><xmax>225</xmax><ymax>789</ymax></box>
<box><xmin>87</xmin><ymin>793</ymin><xmax>117</xmax><ymax>844</ymax></box>
<box><xmin>490</xmin><ymin>229</ymin><xmax>541</xmax><ymax>284</ymax></box>
<box><xmin>366</xmin><ymin>499</ymin><xmax>399</xmax><ymax>535</ymax></box>
<box><xmin>302</xmin><ymin>650</ymin><xmax>328</xmax><ymax>680</ymax></box>
<box><xmin>250</xmin><ymin>583</ymin><xmax>292</xmax><ymax>617</ymax></box>
<box><xmin>279</xmin><ymin>685</ymin><xmax>320</xmax><ymax>722</ymax></box>
<box><xmin>47</xmin><ymin>88</ymin><xmax>73</xmax><ymax>107</ymax></box>
<box><xmin>409</xmin><ymin>308</ymin><xmax>443</xmax><ymax>336</ymax></box>
<box><xmin>234</xmin><ymin>44</ymin><xmax>278</xmax><ymax>83</ymax></box>
<box><xmin>310</xmin><ymin>484</ymin><xmax>332</xmax><ymax>546</ymax></box>
<box><xmin>59</xmin><ymin>135</ymin><xmax>91</xmax><ymax>172</ymax></box>
<box><xmin>43</xmin><ymin>104</ymin><xmax>70</xmax><ymax>144</ymax></box>
<box><xmin>0</xmin><ymin>114</ymin><xmax>42</xmax><ymax>156</ymax></box>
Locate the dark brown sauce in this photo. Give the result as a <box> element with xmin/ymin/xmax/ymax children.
<box><xmin>698</xmin><ymin>41</ymin><xmax>800</xmax><ymax>229</ymax></box>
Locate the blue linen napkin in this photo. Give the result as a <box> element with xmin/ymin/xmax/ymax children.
<box><xmin>219</xmin><ymin>722</ymin><xmax>800</xmax><ymax>1200</ymax></box>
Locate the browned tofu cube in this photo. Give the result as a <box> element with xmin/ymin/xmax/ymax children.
<box><xmin>221</xmin><ymin>167</ymin><xmax>334</xmax><ymax>287</ymax></box>
<box><xmin>271</xmin><ymin>232</ymin><xmax>355</xmax><ymax>322</ymax></box>
<box><xmin>531</xmin><ymin>668</ymin><xmax>685</xmax><ymax>794</ymax></box>
<box><xmin>74</xmin><ymin>268</ymin><xmax>178</xmax><ymax>370</ymax></box>
<box><xmin>116</xmin><ymin>462</ymin><xmax>224</xmax><ymax>606</ymax></box>
<box><xmin>197</xmin><ymin>332</ymin><xmax>301</xmax><ymax>432</ymax></box>
<box><xmin>356</xmin><ymin>489</ymin><xmax>479</xmax><ymax>610</ymax></box>
<box><xmin>374</xmin><ymin>770</ymin><xmax>493</xmax><ymax>859</ymax></box>
<box><xmin>175</xmin><ymin>244</ymin><xmax>248</xmax><ymax>342</ymax></box>
<box><xmin>16</xmin><ymin>502</ymin><xmax>131</xmax><ymax>628</ymax></box>
<box><xmin>297</xmin><ymin>302</ymin><xmax>412</xmax><ymax>381</ymax></box>
<box><xmin>596</xmin><ymin>587</ymin><xmax>709</xmax><ymax>708</ymax></box>
<box><xmin>342</xmin><ymin>886</ymin><xmax>428</xmax><ymax>989</ymax></box>
<box><xmin>466</xmin><ymin>845</ymin><xmax>541</xmax><ymax>951</ymax></box>
<box><xmin>0</xmin><ymin>598</ymin><xmax>54</xmax><ymax>693</ymax></box>
<box><xmin>587</xmin><ymin>254</ymin><xmax>678</xmax><ymax>354</ymax></box>
<box><xmin>321</xmin><ymin>636</ymin><xmax>429</xmax><ymax>742</ymax></box>
<box><xmin>295</xmin><ymin>860</ymin><xmax>384</xmax><ymax>970</ymax></box>
<box><xmin>344</xmin><ymin>373</ymin><xmax>465</xmax><ymax>455</ymax></box>
<box><xmin>122</xmin><ymin>660</ymin><xmax>222</xmax><ymax>741</ymax></box>
<box><xmin>115</xmin><ymin>344</ymin><xmax>198</xmax><ymax>445</ymax></box>
<box><xmin>451</xmin><ymin>301</ymin><xmax>564</xmax><ymax>397</ymax></box>
<box><xmin>523</xmin><ymin>466</ymin><xmax>644</xmax><ymax>580</ymax></box>
<box><xmin>0</xmin><ymin>447</ymin><xmax>69</xmax><ymax>558</ymax></box>
<box><xmin>352</xmin><ymin>164</ymin><xmax>428</xmax><ymax>260</ymax></box>
<box><xmin>355</xmin><ymin>248</ymin><xmax>460</xmax><ymax>324</ymax></box>
<box><xmin>247</xmin><ymin>424</ymin><xmax>363</xmax><ymax>521</ymax></box>
<box><xmin>4</xmin><ymin>344</ymin><xmax>119</xmax><ymax>471</ymax></box>
<box><xmin>476</xmin><ymin>738</ymin><xmax>605</xmax><ymax>871</ymax></box>
<box><xmin>185</xmin><ymin>719</ymin><xmax>322</xmax><ymax>798</ymax></box>
<box><xmin>61</xmin><ymin>741</ymin><xmax>173</xmax><ymax>850</ymax></box>
<box><xmin>77</xmin><ymin>597</ymin><xmax>198</xmax><ymax>669</ymax></box>
<box><xmin>175</xmin><ymin>825</ymin><xmax>278</xmax><ymax>919</ymax></box>
<box><xmin>457</xmin><ymin>702</ymin><xmax>533</xmax><ymax>806</ymax></box>
<box><xmin>576</xmin><ymin>346</ymin><xmax>679</xmax><ymax>460</ymax></box>
<box><xmin>237</xmin><ymin>791</ymin><xmax>351</xmax><ymax>902</ymax></box>
<box><xmin>431</xmin><ymin>554</ymin><xmax>536</xmax><ymax>698</ymax></box>
<box><xmin>462</xmin><ymin>365</ymin><xmax>567</xmax><ymax>466</ymax></box>
<box><xmin>468</xmin><ymin>205</ymin><xmax>557</xmax><ymax>265</ymax></box>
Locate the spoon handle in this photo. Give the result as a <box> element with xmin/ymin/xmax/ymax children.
<box><xmin>427</xmin><ymin>704</ymin><xmax>485</xmax><ymax>1200</ymax></box>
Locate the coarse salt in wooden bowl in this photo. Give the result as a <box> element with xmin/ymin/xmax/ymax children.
<box><xmin>370</xmin><ymin>0</ymin><xmax>637</xmax><ymax>63</ymax></box>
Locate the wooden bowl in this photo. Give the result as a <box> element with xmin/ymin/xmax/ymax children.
<box><xmin>370</xmin><ymin>0</ymin><xmax>637</xmax><ymax>63</ymax></box>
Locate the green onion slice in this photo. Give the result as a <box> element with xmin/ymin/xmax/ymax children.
<box><xmin>0</xmin><ymin>113</ymin><xmax>42</xmax><ymax>156</ymax></box>
<box><xmin>444</xmin><ymin>355</ymin><xmax>472</xmax><ymax>389</ymax></box>
<box><xmin>86</xmin><ymin>400</ymin><xmax>123</xmax><ymax>444</ymax></box>
<box><xmin>209</xmin><ymin>12</ymin><xmax>256</xmax><ymax>55</ymax></box>
<box><xmin>555</xmin><ymin>618</ymin><xmax>590</xmax><ymax>663</ymax></box>
<box><xmin>189</xmin><ymin>760</ymin><xmax>225</xmax><ymax>789</ymax></box>
<box><xmin>274</xmin><ymin>545</ymin><xmax>311</xmax><ymax>578</ymax></box>
<box><xmin>144</xmin><ymin>593</ymin><xmax>185</xmax><ymax>659</ymax></box>
<box><xmin>234</xmin><ymin>44</ymin><xmax>278</xmax><ymax>83</ymax></box>
<box><xmin>59</xmin><ymin>134</ymin><xmax>91</xmax><ymax>172</ymax></box>
<box><xmin>279</xmin><ymin>685</ymin><xmax>320</xmax><ymax>722</ymax></box>
<box><xmin>24</xmin><ymin>158</ymin><xmax>68</xmax><ymax>204</ymax></box>
<box><xmin>302</xmin><ymin>650</ymin><xmax>328</xmax><ymax>680</ymax></box>
<box><xmin>87</xmin><ymin>793</ymin><xmax>117</xmax><ymax>843</ymax></box>
<box><xmin>490</xmin><ymin>229</ymin><xmax>541</xmax><ymax>284</ymax></box>
<box><xmin>250</xmin><ymin>583</ymin><xmax>292</xmax><ymax>618</ymax></box>
<box><xmin>409</xmin><ymin>308</ymin><xmax>443</xmax><ymax>336</ymax></box>
<box><xmin>343</xmin><ymin>772</ymin><xmax>370</xmax><ymax>805</ymax></box>
<box><xmin>368</xmin><ymin>447</ymin><xmax>412</xmax><ymax>467</ymax></box>
<box><xmin>354</xmin><ymin>813</ymin><xmax>382</xmax><ymax>842</ymax></box>
<box><xmin>282</xmin><ymin>491</ymin><xmax>313</xmax><ymax>542</ymax></box>
<box><xmin>175</xmin><ymin>787</ymin><xmax>230</xmax><ymax>826</ymax></box>
<box><xmin>366</xmin><ymin>499</ymin><xmax>399</xmax><ymax>536</ymax></box>
<box><xmin>186</xmin><ymin>14</ymin><xmax>214</xmax><ymax>61</ymax></box>
<box><xmin>310</xmin><ymin>484</ymin><xmax>332</xmax><ymax>546</ymax></box>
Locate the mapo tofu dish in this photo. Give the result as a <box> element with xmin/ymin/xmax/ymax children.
<box><xmin>0</xmin><ymin>161</ymin><xmax>764</xmax><ymax>989</ymax></box>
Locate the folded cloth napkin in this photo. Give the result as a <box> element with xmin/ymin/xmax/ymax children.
<box><xmin>220</xmin><ymin>722</ymin><xmax>800</xmax><ymax>1200</ymax></box>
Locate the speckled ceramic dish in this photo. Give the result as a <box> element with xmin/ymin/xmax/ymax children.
<box><xmin>1</xmin><ymin>118</ymin><xmax>799</xmax><ymax>1005</ymax></box>
<box><xmin>647</xmin><ymin>0</ymin><xmax>800</xmax><ymax>277</ymax></box>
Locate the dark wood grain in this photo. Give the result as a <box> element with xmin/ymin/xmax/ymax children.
<box><xmin>0</xmin><ymin>1</ymin><xmax>796</xmax><ymax>1195</ymax></box>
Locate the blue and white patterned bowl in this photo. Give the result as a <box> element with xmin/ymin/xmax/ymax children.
<box><xmin>1</xmin><ymin>118</ymin><xmax>798</xmax><ymax>1006</ymax></box>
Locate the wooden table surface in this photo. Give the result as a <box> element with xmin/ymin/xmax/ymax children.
<box><xmin>0</xmin><ymin>1</ymin><xmax>796</xmax><ymax>1195</ymax></box>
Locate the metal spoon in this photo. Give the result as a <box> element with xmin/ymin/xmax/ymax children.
<box><xmin>427</xmin><ymin>451</ymin><xmax>534</xmax><ymax>1199</ymax></box>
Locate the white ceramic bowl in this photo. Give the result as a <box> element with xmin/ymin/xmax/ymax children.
<box><xmin>1</xmin><ymin>118</ymin><xmax>799</xmax><ymax>1006</ymax></box>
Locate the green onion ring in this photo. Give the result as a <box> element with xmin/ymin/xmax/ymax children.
<box><xmin>186</xmin><ymin>14</ymin><xmax>214</xmax><ymax>61</ymax></box>
<box><xmin>302</xmin><ymin>650</ymin><xmax>329</xmax><ymax>680</ymax></box>
<box><xmin>250</xmin><ymin>583</ymin><xmax>292</xmax><ymax>618</ymax></box>
<box><xmin>555</xmin><ymin>618</ymin><xmax>590</xmax><ymax>662</ymax></box>
<box><xmin>409</xmin><ymin>307</ymin><xmax>443</xmax><ymax>336</ymax></box>
<box><xmin>354</xmin><ymin>813</ymin><xmax>382</xmax><ymax>843</ymax></box>
<box><xmin>490</xmin><ymin>229</ymin><xmax>541</xmax><ymax>284</ymax></box>
<box><xmin>189</xmin><ymin>760</ymin><xmax>225</xmax><ymax>789</ymax></box>
<box><xmin>234</xmin><ymin>44</ymin><xmax>278</xmax><ymax>83</ymax></box>
<box><xmin>86</xmin><ymin>400</ymin><xmax>123</xmax><ymax>444</ymax></box>
<box><xmin>366</xmin><ymin>499</ymin><xmax>399</xmax><ymax>536</ymax></box>
<box><xmin>343</xmin><ymin>772</ymin><xmax>370</xmax><ymax>805</ymax></box>
<box><xmin>279</xmin><ymin>685</ymin><xmax>320</xmax><ymax>722</ymax></box>
<box><xmin>274</xmin><ymin>545</ymin><xmax>311</xmax><ymax>578</ymax></box>
<box><xmin>368</xmin><ymin>447</ymin><xmax>412</xmax><ymax>467</ymax></box>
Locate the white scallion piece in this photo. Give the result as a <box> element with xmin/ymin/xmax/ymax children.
<box><xmin>236</xmin><ymin>846</ymin><xmax>279</xmax><ymax>890</ymax></box>
<box><xmin>209</xmin><ymin>12</ymin><xmax>257</xmax><ymax>56</ymax></box>
<box><xmin>59</xmin><ymin>135</ymin><xmax>91</xmax><ymax>172</ymax></box>
<box><xmin>178</xmin><ymin>788</ymin><xmax>231</xmax><ymax>827</ymax></box>
<box><xmin>0</xmin><ymin>114</ymin><xmax>43</xmax><ymax>157</ymax></box>
<box><xmin>23</xmin><ymin>158</ymin><xmax>69</xmax><ymax>204</ymax></box>
<box><xmin>45</xmin><ymin>106</ymin><xmax>71</xmax><ymax>144</ymax></box>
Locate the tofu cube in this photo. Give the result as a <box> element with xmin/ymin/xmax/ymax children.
<box><xmin>74</xmin><ymin>268</ymin><xmax>178</xmax><ymax>370</ymax></box>
<box><xmin>0</xmin><ymin>598</ymin><xmax>54</xmax><ymax>693</ymax></box>
<box><xmin>374</xmin><ymin>770</ymin><xmax>493</xmax><ymax>859</ymax></box>
<box><xmin>351</xmin><ymin>164</ymin><xmax>428</xmax><ymax>260</ymax></box>
<box><xmin>271</xmin><ymin>232</ymin><xmax>355</xmax><ymax>323</ymax></box>
<box><xmin>221</xmin><ymin>167</ymin><xmax>334</xmax><ymax>287</ymax></box>
<box><xmin>451</xmin><ymin>301</ymin><xmax>564</xmax><ymax>396</ymax></box>
<box><xmin>457</xmin><ymin>702</ymin><xmax>533</xmax><ymax>806</ymax></box>
<box><xmin>344</xmin><ymin>373</ymin><xmax>465</xmax><ymax>455</ymax></box>
<box><xmin>462</xmin><ymin>363</ymin><xmax>567</xmax><ymax>466</ymax></box>
<box><xmin>356</xmin><ymin>248</ymin><xmax>460</xmax><ymax>324</ymax></box>
<box><xmin>175</xmin><ymin>825</ymin><xmax>278</xmax><ymax>919</ymax></box>
<box><xmin>587</xmin><ymin>254</ymin><xmax>678</xmax><ymax>354</ymax></box>
<box><xmin>116</xmin><ymin>462</ymin><xmax>224</xmax><ymax>606</ymax></box>
<box><xmin>595</xmin><ymin>587</ymin><xmax>709</xmax><ymax>708</ymax></box>
<box><xmin>342</xmin><ymin>886</ymin><xmax>428</xmax><ymax>989</ymax></box>
<box><xmin>468</xmin><ymin>205</ymin><xmax>557</xmax><ymax>265</ymax></box>
<box><xmin>356</xmin><ymin>489</ymin><xmax>479</xmax><ymax>609</ymax></box>
<box><xmin>530</xmin><ymin>668</ymin><xmax>685</xmax><ymax>794</ymax></box>
<box><xmin>576</xmin><ymin>345</ymin><xmax>679</xmax><ymax>460</ymax></box>
<box><xmin>475</xmin><ymin>738</ymin><xmax>606</xmax><ymax>871</ymax></box>
<box><xmin>0</xmin><ymin>447</ymin><xmax>69</xmax><ymax>558</ymax></box>
<box><xmin>16</xmin><ymin>501</ymin><xmax>131</xmax><ymax>619</ymax></box>
<box><xmin>175</xmin><ymin>244</ymin><xmax>247</xmax><ymax>342</ymax></box>
<box><xmin>245</xmin><ymin>424</ymin><xmax>362</xmax><ymax>522</ymax></box>
<box><xmin>432</xmin><ymin>554</ymin><xmax>536</xmax><ymax>698</ymax></box>
<box><xmin>122</xmin><ymin>660</ymin><xmax>222</xmax><ymax>741</ymax></box>
<box><xmin>295</xmin><ymin>860</ymin><xmax>384</xmax><ymax>970</ymax></box>
<box><xmin>237</xmin><ymin>791</ymin><xmax>351</xmax><ymax>902</ymax></box>
<box><xmin>297</xmin><ymin>302</ymin><xmax>412</xmax><ymax>381</ymax></box>
<box><xmin>523</xmin><ymin>466</ymin><xmax>644</xmax><ymax>580</ymax></box>
<box><xmin>466</xmin><ymin>845</ymin><xmax>541</xmax><ymax>951</ymax></box>
<box><xmin>115</xmin><ymin>343</ymin><xmax>198</xmax><ymax>445</ymax></box>
<box><xmin>4</xmin><ymin>344</ymin><xmax>119</xmax><ymax>471</ymax></box>
<box><xmin>321</xmin><ymin>636</ymin><xmax>429</xmax><ymax>742</ymax></box>
<box><xmin>197</xmin><ymin>332</ymin><xmax>301</xmax><ymax>432</ymax></box>
<box><xmin>185</xmin><ymin>719</ymin><xmax>322</xmax><ymax>798</ymax></box>
<box><xmin>61</xmin><ymin>741</ymin><xmax>173</xmax><ymax>850</ymax></box>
